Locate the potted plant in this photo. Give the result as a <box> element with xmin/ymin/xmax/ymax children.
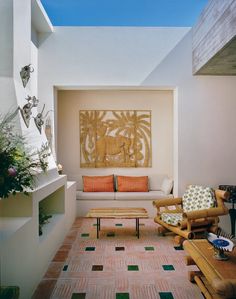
<box><xmin>0</xmin><ymin>108</ymin><xmax>50</xmax><ymax>198</ymax></box>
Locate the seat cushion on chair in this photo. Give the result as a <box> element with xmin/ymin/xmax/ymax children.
<box><xmin>182</xmin><ymin>185</ymin><xmax>215</xmax><ymax>212</ymax></box>
<box><xmin>161</xmin><ymin>213</ymin><xmax>183</xmax><ymax>226</ymax></box>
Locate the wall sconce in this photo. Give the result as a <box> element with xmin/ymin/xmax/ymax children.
<box><xmin>20</xmin><ymin>64</ymin><xmax>34</xmax><ymax>88</ymax></box>
<box><xmin>19</xmin><ymin>95</ymin><xmax>39</xmax><ymax>128</ymax></box>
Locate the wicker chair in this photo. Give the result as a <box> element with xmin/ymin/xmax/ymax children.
<box><xmin>153</xmin><ymin>185</ymin><xmax>229</xmax><ymax>243</ymax></box>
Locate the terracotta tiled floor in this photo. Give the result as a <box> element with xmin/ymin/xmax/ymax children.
<box><xmin>32</xmin><ymin>218</ymin><xmax>204</xmax><ymax>299</ymax></box>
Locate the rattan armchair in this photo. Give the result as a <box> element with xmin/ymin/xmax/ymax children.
<box><xmin>153</xmin><ymin>185</ymin><xmax>229</xmax><ymax>243</ymax></box>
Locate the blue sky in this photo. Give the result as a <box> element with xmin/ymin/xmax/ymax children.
<box><xmin>41</xmin><ymin>0</ymin><xmax>208</xmax><ymax>27</ymax></box>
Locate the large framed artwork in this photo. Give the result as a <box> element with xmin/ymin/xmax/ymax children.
<box><xmin>79</xmin><ymin>110</ymin><xmax>152</xmax><ymax>168</ymax></box>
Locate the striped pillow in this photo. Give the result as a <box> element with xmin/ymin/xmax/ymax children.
<box><xmin>117</xmin><ymin>176</ymin><xmax>148</xmax><ymax>192</ymax></box>
<box><xmin>83</xmin><ymin>175</ymin><xmax>114</xmax><ymax>192</ymax></box>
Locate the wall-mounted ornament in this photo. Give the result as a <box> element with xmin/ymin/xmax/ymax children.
<box><xmin>45</xmin><ymin>116</ymin><xmax>53</xmax><ymax>149</ymax></box>
<box><xmin>19</xmin><ymin>95</ymin><xmax>39</xmax><ymax>128</ymax></box>
<box><xmin>80</xmin><ymin>110</ymin><xmax>152</xmax><ymax>168</ymax></box>
<box><xmin>20</xmin><ymin>64</ymin><xmax>34</xmax><ymax>88</ymax></box>
<box><xmin>34</xmin><ymin>104</ymin><xmax>53</xmax><ymax>134</ymax></box>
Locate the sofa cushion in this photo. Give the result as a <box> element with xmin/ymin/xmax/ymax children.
<box><xmin>115</xmin><ymin>190</ymin><xmax>172</xmax><ymax>200</ymax></box>
<box><xmin>161</xmin><ymin>177</ymin><xmax>173</xmax><ymax>195</ymax></box>
<box><xmin>83</xmin><ymin>175</ymin><xmax>114</xmax><ymax>192</ymax></box>
<box><xmin>149</xmin><ymin>174</ymin><xmax>169</xmax><ymax>191</ymax></box>
<box><xmin>77</xmin><ymin>191</ymin><xmax>115</xmax><ymax>200</ymax></box>
<box><xmin>182</xmin><ymin>185</ymin><xmax>215</xmax><ymax>212</ymax></box>
<box><xmin>117</xmin><ymin>175</ymin><xmax>148</xmax><ymax>192</ymax></box>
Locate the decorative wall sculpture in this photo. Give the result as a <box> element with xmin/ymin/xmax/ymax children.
<box><xmin>19</xmin><ymin>95</ymin><xmax>39</xmax><ymax>128</ymax></box>
<box><xmin>80</xmin><ymin>110</ymin><xmax>152</xmax><ymax>168</ymax></box>
<box><xmin>20</xmin><ymin>64</ymin><xmax>34</xmax><ymax>88</ymax></box>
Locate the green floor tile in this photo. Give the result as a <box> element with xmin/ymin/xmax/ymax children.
<box><xmin>0</xmin><ymin>286</ymin><xmax>20</xmax><ymax>299</ymax></box>
<box><xmin>116</xmin><ymin>293</ymin><xmax>130</xmax><ymax>299</ymax></box>
<box><xmin>81</xmin><ymin>233</ymin><xmax>89</xmax><ymax>237</ymax></box>
<box><xmin>85</xmin><ymin>247</ymin><xmax>95</xmax><ymax>251</ymax></box>
<box><xmin>71</xmin><ymin>293</ymin><xmax>86</xmax><ymax>299</ymax></box>
<box><xmin>159</xmin><ymin>292</ymin><xmax>174</xmax><ymax>299</ymax></box>
<box><xmin>128</xmin><ymin>265</ymin><xmax>139</xmax><ymax>271</ymax></box>
<box><xmin>115</xmin><ymin>223</ymin><xmax>123</xmax><ymax>226</ymax></box>
<box><xmin>162</xmin><ymin>265</ymin><xmax>175</xmax><ymax>271</ymax></box>
<box><xmin>145</xmin><ymin>246</ymin><xmax>154</xmax><ymax>251</ymax></box>
<box><xmin>93</xmin><ymin>223</ymin><xmax>97</xmax><ymax>226</ymax></box>
<box><xmin>139</xmin><ymin>223</ymin><xmax>145</xmax><ymax>226</ymax></box>
<box><xmin>62</xmin><ymin>265</ymin><xmax>68</xmax><ymax>271</ymax></box>
<box><xmin>107</xmin><ymin>232</ymin><xmax>115</xmax><ymax>237</ymax></box>
<box><xmin>174</xmin><ymin>245</ymin><xmax>183</xmax><ymax>250</ymax></box>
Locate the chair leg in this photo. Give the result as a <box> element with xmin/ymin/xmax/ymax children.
<box><xmin>174</xmin><ymin>235</ymin><xmax>185</xmax><ymax>245</ymax></box>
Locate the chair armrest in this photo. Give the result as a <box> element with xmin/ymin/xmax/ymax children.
<box><xmin>183</xmin><ymin>206</ymin><xmax>228</xmax><ymax>220</ymax></box>
<box><xmin>153</xmin><ymin>197</ymin><xmax>182</xmax><ymax>208</ymax></box>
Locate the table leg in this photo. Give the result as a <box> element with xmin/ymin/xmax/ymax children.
<box><xmin>96</xmin><ymin>218</ymin><xmax>100</xmax><ymax>239</ymax></box>
<box><xmin>136</xmin><ymin>218</ymin><xmax>140</xmax><ymax>239</ymax></box>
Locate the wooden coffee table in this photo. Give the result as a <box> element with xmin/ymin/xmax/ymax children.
<box><xmin>86</xmin><ymin>207</ymin><xmax>149</xmax><ymax>239</ymax></box>
<box><xmin>183</xmin><ymin>239</ymin><xmax>236</xmax><ymax>299</ymax></box>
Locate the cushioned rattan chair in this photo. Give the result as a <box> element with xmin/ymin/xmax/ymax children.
<box><xmin>153</xmin><ymin>185</ymin><xmax>229</xmax><ymax>243</ymax></box>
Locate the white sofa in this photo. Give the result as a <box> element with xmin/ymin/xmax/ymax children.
<box><xmin>76</xmin><ymin>174</ymin><xmax>173</xmax><ymax>216</ymax></box>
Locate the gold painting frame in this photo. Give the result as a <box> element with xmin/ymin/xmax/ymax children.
<box><xmin>80</xmin><ymin>110</ymin><xmax>152</xmax><ymax>168</ymax></box>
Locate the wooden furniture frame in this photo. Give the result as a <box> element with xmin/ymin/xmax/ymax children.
<box><xmin>86</xmin><ymin>207</ymin><xmax>148</xmax><ymax>238</ymax></box>
<box><xmin>153</xmin><ymin>189</ymin><xmax>229</xmax><ymax>242</ymax></box>
<box><xmin>183</xmin><ymin>239</ymin><xmax>236</xmax><ymax>299</ymax></box>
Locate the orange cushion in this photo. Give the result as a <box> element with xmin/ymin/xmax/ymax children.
<box><xmin>117</xmin><ymin>176</ymin><xmax>148</xmax><ymax>192</ymax></box>
<box><xmin>83</xmin><ymin>175</ymin><xmax>114</xmax><ymax>192</ymax></box>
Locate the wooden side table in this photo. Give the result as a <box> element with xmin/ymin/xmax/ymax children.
<box><xmin>183</xmin><ymin>239</ymin><xmax>236</xmax><ymax>299</ymax></box>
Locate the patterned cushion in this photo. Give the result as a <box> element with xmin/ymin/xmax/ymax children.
<box><xmin>83</xmin><ymin>175</ymin><xmax>114</xmax><ymax>192</ymax></box>
<box><xmin>182</xmin><ymin>185</ymin><xmax>215</xmax><ymax>212</ymax></box>
<box><xmin>161</xmin><ymin>213</ymin><xmax>183</xmax><ymax>226</ymax></box>
<box><xmin>117</xmin><ymin>176</ymin><xmax>148</xmax><ymax>192</ymax></box>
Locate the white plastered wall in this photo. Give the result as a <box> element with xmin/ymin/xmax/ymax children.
<box><xmin>38</xmin><ymin>26</ymin><xmax>236</xmax><ymax>198</ymax></box>
<box><xmin>57</xmin><ymin>89</ymin><xmax>173</xmax><ymax>188</ymax></box>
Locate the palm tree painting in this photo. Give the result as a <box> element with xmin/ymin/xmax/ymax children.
<box><xmin>80</xmin><ymin>110</ymin><xmax>151</xmax><ymax>168</ymax></box>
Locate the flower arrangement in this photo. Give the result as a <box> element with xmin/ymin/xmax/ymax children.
<box><xmin>0</xmin><ymin>109</ymin><xmax>50</xmax><ymax>198</ymax></box>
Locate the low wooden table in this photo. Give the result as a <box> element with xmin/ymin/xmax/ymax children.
<box><xmin>183</xmin><ymin>239</ymin><xmax>236</xmax><ymax>299</ymax></box>
<box><xmin>86</xmin><ymin>207</ymin><xmax>149</xmax><ymax>239</ymax></box>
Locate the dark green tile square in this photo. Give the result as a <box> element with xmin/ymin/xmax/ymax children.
<box><xmin>162</xmin><ymin>265</ymin><xmax>175</xmax><ymax>271</ymax></box>
<box><xmin>93</xmin><ymin>223</ymin><xmax>97</xmax><ymax>226</ymax></box>
<box><xmin>159</xmin><ymin>292</ymin><xmax>174</xmax><ymax>299</ymax></box>
<box><xmin>92</xmin><ymin>265</ymin><xmax>103</xmax><ymax>271</ymax></box>
<box><xmin>71</xmin><ymin>293</ymin><xmax>86</xmax><ymax>299</ymax></box>
<box><xmin>107</xmin><ymin>232</ymin><xmax>115</xmax><ymax>237</ymax></box>
<box><xmin>81</xmin><ymin>233</ymin><xmax>89</xmax><ymax>237</ymax></box>
<box><xmin>115</xmin><ymin>223</ymin><xmax>123</xmax><ymax>226</ymax></box>
<box><xmin>0</xmin><ymin>286</ymin><xmax>20</xmax><ymax>299</ymax></box>
<box><xmin>62</xmin><ymin>265</ymin><xmax>68</xmax><ymax>271</ymax></box>
<box><xmin>116</xmin><ymin>293</ymin><xmax>130</xmax><ymax>299</ymax></box>
<box><xmin>85</xmin><ymin>247</ymin><xmax>95</xmax><ymax>251</ymax></box>
<box><xmin>174</xmin><ymin>245</ymin><xmax>183</xmax><ymax>251</ymax></box>
<box><xmin>139</xmin><ymin>223</ymin><xmax>145</xmax><ymax>226</ymax></box>
<box><xmin>145</xmin><ymin>246</ymin><xmax>154</xmax><ymax>251</ymax></box>
<box><xmin>115</xmin><ymin>246</ymin><xmax>125</xmax><ymax>251</ymax></box>
<box><xmin>128</xmin><ymin>265</ymin><xmax>139</xmax><ymax>271</ymax></box>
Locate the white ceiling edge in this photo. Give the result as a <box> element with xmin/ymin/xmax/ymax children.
<box><xmin>55</xmin><ymin>85</ymin><xmax>177</xmax><ymax>91</ymax></box>
<box><xmin>31</xmin><ymin>0</ymin><xmax>54</xmax><ymax>33</ymax></box>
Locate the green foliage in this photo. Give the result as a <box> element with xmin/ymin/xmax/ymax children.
<box><xmin>38</xmin><ymin>206</ymin><xmax>52</xmax><ymax>236</ymax></box>
<box><xmin>0</xmin><ymin>108</ymin><xmax>50</xmax><ymax>198</ymax></box>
